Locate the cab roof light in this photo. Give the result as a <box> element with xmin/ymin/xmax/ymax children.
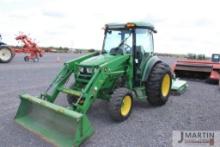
<box><xmin>126</xmin><ymin>23</ymin><xmax>135</xmax><ymax>28</ymax></box>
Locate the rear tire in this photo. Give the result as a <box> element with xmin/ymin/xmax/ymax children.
<box><xmin>146</xmin><ymin>62</ymin><xmax>172</xmax><ymax>106</ymax></box>
<box><xmin>0</xmin><ymin>46</ymin><xmax>13</xmax><ymax>63</ymax></box>
<box><xmin>108</xmin><ymin>88</ymin><xmax>133</xmax><ymax>121</ymax></box>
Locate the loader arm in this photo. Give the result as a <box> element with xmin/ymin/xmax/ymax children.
<box><xmin>15</xmin><ymin>52</ymin><xmax>101</xmax><ymax>147</ymax></box>
<box><xmin>41</xmin><ymin>51</ymin><xmax>99</xmax><ymax>102</ymax></box>
<box><xmin>43</xmin><ymin>53</ymin><xmax>130</xmax><ymax>114</ymax></box>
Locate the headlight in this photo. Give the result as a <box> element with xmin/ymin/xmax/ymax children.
<box><xmin>86</xmin><ymin>67</ymin><xmax>93</xmax><ymax>73</ymax></box>
<box><xmin>79</xmin><ymin>67</ymin><xmax>85</xmax><ymax>73</ymax></box>
<box><xmin>79</xmin><ymin>67</ymin><xmax>93</xmax><ymax>74</ymax></box>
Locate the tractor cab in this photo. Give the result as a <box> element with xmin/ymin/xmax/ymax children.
<box><xmin>103</xmin><ymin>22</ymin><xmax>157</xmax><ymax>85</ymax></box>
<box><xmin>103</xmin><ymin>22</ymin><xmax>156</xmax><ymax>62</ymax></box>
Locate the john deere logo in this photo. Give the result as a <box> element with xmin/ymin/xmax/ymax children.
<box><xmin>173</xmin><ymin>131</ymin><xmax>219</xmax><ymax>147</ymax></box>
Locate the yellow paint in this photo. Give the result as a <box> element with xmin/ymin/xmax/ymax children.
<box><xmin>161</xmin><ymin>74</ymin><xmax>171</xmax><ymax>97</ymax></box>
<box><xmin>120</xmin><ymin>95</ymin><xmax>132</xmax><ymax>116</ymax></box>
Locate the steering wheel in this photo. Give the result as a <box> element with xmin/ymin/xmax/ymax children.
<box><xmin>122</xmin><ymin>43</ymin><xmax>132</xmax><ymax>53</ymax></box>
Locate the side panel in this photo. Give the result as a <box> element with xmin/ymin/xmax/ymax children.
<box><xmin>141</xmin><ymin>55</ymin><xmax>161</xmax><ymax>81</ymax></box>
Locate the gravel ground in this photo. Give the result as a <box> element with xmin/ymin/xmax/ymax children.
<box><xmin>0</xmin><ymin>53</ymin><xmax>219</xmax><ymax>147</ymax></box>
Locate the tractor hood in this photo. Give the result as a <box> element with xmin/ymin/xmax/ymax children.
<box><xmin>79</xmin><ymin>54</ymin><xmax>124</xmax><ymax>66</ymax></box>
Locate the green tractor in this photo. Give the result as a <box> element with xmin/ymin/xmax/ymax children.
<box><xmin>15</xmin><ymin>22</ymin><xmax>187</xmax><ymax>147</ymax></box>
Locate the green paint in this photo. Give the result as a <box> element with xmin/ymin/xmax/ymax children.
<box><xmin>134</xmin><ymin>87</ymin><xmax>146</xmax><ymax>100</ymax></box>
<box><xmin>80</xmin><ymin>54</ymin><xmax>120</xmax><ymax>66</ymax></box>
<box><xmin>15</xmin><ymin>94</ymin><xmax>93</xmax><ymax>147</ymax></box>
<box><xmin>141</xmin><ymin>55</ymin><xmax>161</xmax><ymax>81</ymax></box>
<box><xmin>59</xmin><ymin>87</ymin><xmax>82</xmax><ymax>98</ymax></box>
<box><xmin>171</xmin><ymin>78</ymin><xmax>188</xmax><ymax>95</ymax></box>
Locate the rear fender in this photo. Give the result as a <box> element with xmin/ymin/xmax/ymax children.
<box><xmin>141</xmin><ymin>56</ymin><xmax>161</xmax><ymax>82</ymax></box>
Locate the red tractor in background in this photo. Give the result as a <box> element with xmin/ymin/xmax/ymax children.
<box><xmin>0</xmin><ymin>33</ymin><xmax>44</xmax><ymax>63</ymax></box>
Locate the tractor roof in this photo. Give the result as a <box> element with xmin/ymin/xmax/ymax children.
<box><xmin>105</xmin><ymin>22</ymin><xmax>157</xmax><ymax>33</ymax></box>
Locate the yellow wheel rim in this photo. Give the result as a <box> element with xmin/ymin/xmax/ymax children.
<box><xmin>161</xmin><ymin>74</ymin><xmax>171</xmax><ymax>97</ymax></box>
<box><xmin>120</xmin><ymin>95</ymin><xmax>132</xmax><ymax>116</ymax></box>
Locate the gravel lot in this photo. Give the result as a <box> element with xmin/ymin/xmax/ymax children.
<box><xmin>0</xmin><ymin>53</ymin><xmax>219</xmax><ymax>147</ymax></box>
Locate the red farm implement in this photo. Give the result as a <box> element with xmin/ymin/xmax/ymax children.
<box><xmin>173</xmin><ymin>54</ymin><xmax>220</xmax><ymax>84</ymax></box>
<box><xmin>0</xmin><ymin>33</ymin><xmax>44</xmax><ymax>63</ymax></box>
<box><xmin>14</xmin><ymin>34</ymin><xmax>44</xmax><ymax>62</ymax></box>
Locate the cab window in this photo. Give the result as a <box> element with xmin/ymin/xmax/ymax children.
<box><xmin>136</xmin><ymin>29</ymin><xmax>154</xmax><ymax>53</ymax></box>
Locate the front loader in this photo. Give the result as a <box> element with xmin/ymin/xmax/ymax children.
<box><xmin>15</xmin><ymin>22</ymin><xmax>187</xmax><ymax>147</ymax></box>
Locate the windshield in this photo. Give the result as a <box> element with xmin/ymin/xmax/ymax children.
<box><xmin>103</xmin><ymin>30</ymin><xmax>132</xmax><ymax>54</ymax></box>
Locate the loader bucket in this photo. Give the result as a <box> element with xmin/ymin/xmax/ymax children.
<box><xmin>15</xmin><ymin>94</ymin><xmax>94</xmax><ymax>147</ymax></box>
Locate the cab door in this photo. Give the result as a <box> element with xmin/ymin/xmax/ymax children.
<box><xmin>134</xmin><ymin>29</ymin><xmax>154</xmax><ymax>85</ymax></box>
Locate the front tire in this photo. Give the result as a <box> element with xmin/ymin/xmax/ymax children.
<box><xmin>108</xmin><ymin>88</ymin><xmax>133</xmax><ymax>121</ymax></box>
<box><xmin>146</xmin><ymin>62</ymin><xmax>172</xmax><ymax>106</ymax></box>
<box><xmin>0</xmin><ymin>47</ymin><xmax>13</xmax><ymax>63</ymax></box>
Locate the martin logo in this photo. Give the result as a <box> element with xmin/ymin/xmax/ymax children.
<box><xmin>173</xmin><ymin>131</ymin><xmax>220</xmax><ymax>147</ymax></box>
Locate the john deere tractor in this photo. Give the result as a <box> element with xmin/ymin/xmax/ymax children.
<box><xmin>15</xmin><ymin>22</ymin><xmax>186</xmax><ymax>147</ymax></box>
